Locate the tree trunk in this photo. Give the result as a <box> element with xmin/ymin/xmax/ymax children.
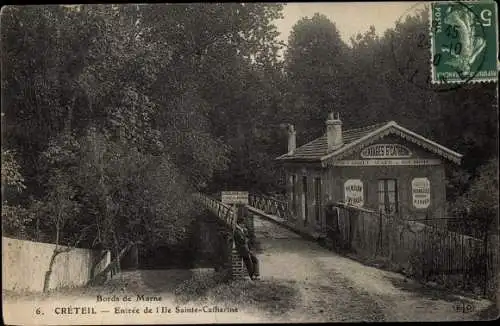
<box><xmin>113</xmin><ymin>232</ymin><xmax>121</xmax><ymax>276</ymax></box>
<box><xmin>43</xmin><ymin>246</ymin><xmax>72</xmax><ymax>292</ymax></box>
<box><xmin>43</xmin><ymin>250</ymin><xmax>59</xmax><ymax>292</ymax></box>
<box><xmin>42</xmin><ymin>222</ymin><xmax>92</xmax><ymax>292</ymax></box>
<box><xmin>43</xmin><ymin>218</ymin><xmax>62</xmax><ymax>293</ymax></box>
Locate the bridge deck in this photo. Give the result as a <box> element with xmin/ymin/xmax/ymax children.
<box><xmin>246</xmin><ymin>205</ymin><xmax>324</xmax><ymax>241</ymax></box>
<box><xmin>196</xmin><ymin>192</ymin><xmax>325</xmax><ymax>242</ymax></box>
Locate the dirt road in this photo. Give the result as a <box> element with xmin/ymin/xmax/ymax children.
<box><xmin>254</xmin><ymin>216</ymin><xmax>493</xmax><ymax>322</ymax></box>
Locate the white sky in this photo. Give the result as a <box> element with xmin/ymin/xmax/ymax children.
<box><xmin>275</xmin><ymin>2</ymin><xmax>424</xmax><ymax>45</ymax></box>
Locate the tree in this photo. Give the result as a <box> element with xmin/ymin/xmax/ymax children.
<box><xmin>284</xmin><ymin>13</ymin><xmax>350</xmax><ymax>143</ymax></box>
<box><xmin>2</xmin><ymin>5</ymin><xmax>232</xmax><ymax>284</ymax></box>
<box><xmin>457</xmin><ymin>158</ymin><xmax>499</xmax><ymax>234</ymax></box>
<box><xmin>1</xmin><ymin>148</ymin><xmax>33</xmax><ymax>238</ymax></box>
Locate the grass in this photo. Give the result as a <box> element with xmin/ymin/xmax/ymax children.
<box><xmin>173</xmin><ymin>271</ymin><xmax>300</xmax><ymax>315</ymax></box>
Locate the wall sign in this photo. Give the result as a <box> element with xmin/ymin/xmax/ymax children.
<box><xmin>412</xmin><ymin>178</ymin><xmax>430</xmax><ymax>209</ymax></box>
<box><xmin>332</xmin><ymin>159</ymin><xmax>441</xmax><ymax>166</ymax></box>
<box><xmin>344</xmin><ymin>179</ymin><xmax>364</xmax><ymax>207</ymax></box>
<box><xmin>361</xmin><ymin>144</ymin><xmax>412</xmax><ymax>158</ymax></box>
<box><xmin>221</xmin><ymin>191</ymin><xmax>249</xmax><ymax>205</ymax></box>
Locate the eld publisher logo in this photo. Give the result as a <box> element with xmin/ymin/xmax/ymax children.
<box><xmin>454</xmin><ymin>302</ymin><xmax>475</xmax><ymax>313</ymax></box>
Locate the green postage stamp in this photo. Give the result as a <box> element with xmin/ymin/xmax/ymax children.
<box><xmin>430</xmin><ymin>1</ymin><xmax>498</xmax><ymax>84</ymax></box>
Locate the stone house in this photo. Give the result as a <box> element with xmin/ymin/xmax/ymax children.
<box><xmin>275</xmin><ymin>113</ymin><xmax>463</xmax><ymax>234</ymax></box>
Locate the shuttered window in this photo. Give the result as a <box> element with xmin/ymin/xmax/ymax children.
<box><xmin>302</xmin><ymin>176</ymin><xmax>308</xmax><ymax>222</ymax></box>
<box><xmin>291</xmin><ymin>175</ymin><xmax>297</xmax><ymax>214</ymax></box>
<box><xmin>314</xmin><ymin>177</ymin><xmax>321</xmax><ymax>224</ymax></box>
<box><xmin>378</xmin><ymin>179</ymin><xmax>398</xmax><ymax>214</ymax></box>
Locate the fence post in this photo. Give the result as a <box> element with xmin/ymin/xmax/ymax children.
<box><xmin>376</xmin><ymin>210</ymin><xmax>382</xmax><ymax>256</ymax></box>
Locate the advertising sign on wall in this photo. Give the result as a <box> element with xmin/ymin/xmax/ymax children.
<box><xmin>344</xmin><ymin>179</ymin><xmax>364</xmax><ymax>207</ymax></box>
<box><xmin>332</xmin><ymin>159</ymin><xmax>441</xmax><ymax>166</ymax></box>
<box><xmin>412</xmin><ymin>178</ymin><xmax>430</xmax><ymax>209</ymax></box>
<box><xmin>360</xmin><ymin>143</ymin><xmax>412</xmax><ymax>158</ymax></box>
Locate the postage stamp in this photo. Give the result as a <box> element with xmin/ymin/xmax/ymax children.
<box><xmin>430</xmin><ymin>1</ymin><xmax>498</xmax><ymax>84</ymax></box>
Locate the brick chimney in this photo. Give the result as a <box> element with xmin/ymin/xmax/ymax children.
<box><xmin>287</xmin><ymin>124</ymin><xmax>296</xmax><ymax>155</ymax></box>
<box><xmin>326</xmin><ymin>112</ymin><xmax>343</xmax><ymax>152</ymax></box>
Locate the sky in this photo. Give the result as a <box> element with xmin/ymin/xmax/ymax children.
<box><xmin>274</xmin><ymin>2</ymin><xmax>424</xmax><ymax>45</ymax></box>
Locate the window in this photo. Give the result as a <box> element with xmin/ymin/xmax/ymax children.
<box><xmin>291</xmin><ymin>175</ymin><xmax>297</xmax><ymax>214</ymax></box>
<box><xmin>378</xmin><ymin>179</ymin><xmax>398</xmax><ymax>214</ymax></box>
<box><xmin>302</xmin><ymin>176</ymin><xmax>308</xmax><ymax>223</ymax></box>
<box><xmin>314</xmin><ymin>177</ymin><xmax>321</xmax><ymax>224</ymax></box>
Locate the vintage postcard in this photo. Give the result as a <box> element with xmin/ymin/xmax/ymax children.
<box><xmin>2</xmin><ymin>2</ymin><xmax>499</xmax><ymax>325</ymax></box>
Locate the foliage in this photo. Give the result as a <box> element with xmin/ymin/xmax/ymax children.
<box><xmin>1</xmin><ymin>204</ymin><xmax>33</xmax><ymax>240</ymax></box>
<box><xmin>1</xmin><ymin>149</ymin><xmax>26</xmax><ymax>197</ymax></box>
<box><xmin>1</xmin><ymin>149</ymin><xmax>32</xmax><ymax>238</ymax></box>
<box><xmin>284</xmin><ymin>13</ymin><xmax>350</xmax><ymax>143</ymax></box>
<box><xmin>452</xmin><ymin>158</ymin><xmax>499</xmax><ymax>233</ymax></box>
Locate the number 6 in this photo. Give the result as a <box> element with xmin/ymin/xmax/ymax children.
<box><xmin>480</xmin><ymin>9</ymin><xmax>492</xmax><ymax>26</ymax></box>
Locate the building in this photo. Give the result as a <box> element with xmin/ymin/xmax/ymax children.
<box><xmin>275</xmin><ymin>113</ymin><xmax>462</xmax><ymax>234</ymax></box>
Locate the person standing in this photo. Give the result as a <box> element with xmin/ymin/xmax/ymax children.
<box><xmin>234</xmin><ymin>216</ymin><xmax>260</xmax><ymax>280</ymax></box>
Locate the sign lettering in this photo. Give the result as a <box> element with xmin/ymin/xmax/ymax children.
<box><xmin>344</xmin><ymin>179</ymin><xmax>364</xmax><ymax>207</ymax></box>
<box><xmin>361</xmin><ymin>144</ymin><xmax>412</xmax><ymax>158</ymax></box>
<box><xmin>332</xmin><ymin>159</ymin><xmax>441</xmax><ymax>166</ymax></box>
<box><xmin>221</xmin><ymin>191</ymin><xmax>249</xmax><ymax>205</ymax></box>
<box><xmin>412</xmin><ymin>178</ymin><xmax>430</xmax><ymax>209</ymax></box>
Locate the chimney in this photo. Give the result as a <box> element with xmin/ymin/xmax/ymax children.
<box><xmin>326</xmin><ymin>112</ymin><xmax>343</xmax><ymax>152</ymax></box>
<box><xmin>287</xmin><ymin>124</ymin><xmax>296</xmax><ymax>155</ymax></box>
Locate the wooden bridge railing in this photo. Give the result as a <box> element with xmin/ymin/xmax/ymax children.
<box><xmin>248</xmin><ymin>193</ymin><xmax>295</xmax><ymax>221</ymax></box>
<box><xmin>194</xmin><ymin>193</ymin><xmax>237</xmax><ymax>228</ymax></box>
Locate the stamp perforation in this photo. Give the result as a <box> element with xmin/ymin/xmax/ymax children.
<box><xmin>429</xmin><ymin>0</ymin><xmax>498</xmax><ymax>85</ymax></box>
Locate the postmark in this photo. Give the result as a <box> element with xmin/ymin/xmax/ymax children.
<box><xmin>430</xmin><ymin>1</ymin><xmax>498</xmax><ymax>84</ymax></box>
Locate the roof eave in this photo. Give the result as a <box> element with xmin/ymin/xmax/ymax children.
<box><xmin>391</xmin><ymin>123</ymin><xmax>463</xmax><ymax>164</ymax></box>
<box><xmin>318</xmin><ymin>121</ymin><xmax>463</xmax><ymax>165</ymax></box>
<box><xmin>275</xmin><ymin>157</ymin><xmax>323</xmax><ymax>163</ymax></box>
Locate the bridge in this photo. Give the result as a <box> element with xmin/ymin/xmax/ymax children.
<box><xmin>194</xmin><ymin>192</ymin><xmax>333</xmax><ymax>280</ymax></box>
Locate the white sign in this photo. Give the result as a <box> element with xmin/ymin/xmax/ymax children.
<box><xmin>361</xmin><ymin>143</ymin><xmax>412</xmax><ymax>158</ymax></box>
<box><xmin>344</xmin><ymin>179</ymin><xmax>364</xmax><ymax>207</ymax></box>
<box><xmin>332</xmin><ymin>159</ymin><xmax>441</xmax><ymax>166</ymax></box>
<box><xmin>221</xmin><ymin>191</ymin><xmax>249</xmax><ymax>205</ymax></box>
<box><xmin>412</xmin><ymin>178</ymin><xmax>430</xmax><ymax>209</ymax></box>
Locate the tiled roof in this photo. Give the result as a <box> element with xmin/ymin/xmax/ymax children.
<box><xmin>277</xmin><ymin>121</ymin><xmax>389</xmax><ymax>161</ymax></box>
<box><xmin>276</xmin><ymin>120</ymin><xmax>463</xmax><ymax>164</ymax></box>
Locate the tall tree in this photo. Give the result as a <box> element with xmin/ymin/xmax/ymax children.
<box><xmin>284</xmin><ymin>13</ymin><xmax>350</xmax><ymax>143</ymax></box>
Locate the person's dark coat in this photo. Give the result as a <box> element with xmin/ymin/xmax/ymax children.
<box><xmin>234</xmin><ymin>224</ymin><xmax>250</xmax><ymax>256</ymax></box>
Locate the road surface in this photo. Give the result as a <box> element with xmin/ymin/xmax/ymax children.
<box><xmin>253</xmin><ymin>216</ymin><xmax>493</xmax><ymax>322</ymax></box>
